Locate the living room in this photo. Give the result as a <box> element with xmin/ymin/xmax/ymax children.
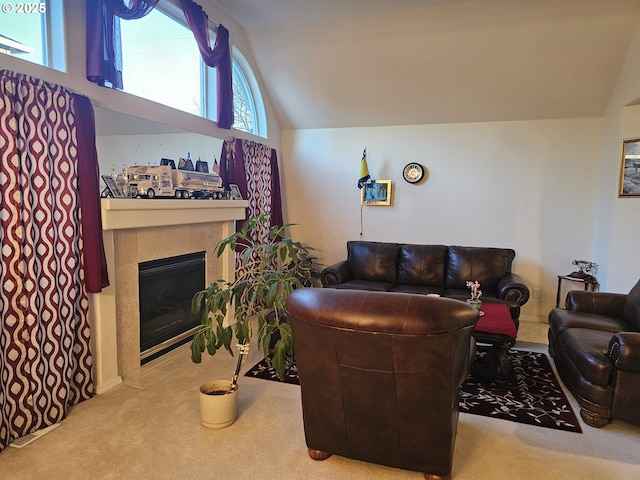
<box><xmin>1</xmin><ymin>0</ymin><xmax>640</xmax><ymax>478</ymax></box>
<box><xmin>2</xmin><ymin>0</ymin><xmax>640</xmax><ymax>317</ymax></box>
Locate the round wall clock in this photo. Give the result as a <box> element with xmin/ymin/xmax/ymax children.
<box><xmin>402</xmin><ymin>162</ymin><xmax>424</xmax><ymax>184</ymax></box>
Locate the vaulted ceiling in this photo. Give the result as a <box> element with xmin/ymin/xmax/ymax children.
<box><xmin>210</xmin><ymin>0</ymin><xmax>640</xmax><ymax>130</ymax></box>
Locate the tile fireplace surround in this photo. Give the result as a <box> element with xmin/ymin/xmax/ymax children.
<box><xmin>88</xmin><ymin>198</ymin><xmax>248</xmax><ymax>393</ymax></box>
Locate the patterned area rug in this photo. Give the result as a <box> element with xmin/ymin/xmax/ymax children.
<box><xmin>459</xmin><ymin>349</ymin><xmax>581</xmax><ymax>433</ymax></box>
<box><xmin>245</xmin><ymin>349</ymin><xmax>582</xmax><ymax>433</ymax></box>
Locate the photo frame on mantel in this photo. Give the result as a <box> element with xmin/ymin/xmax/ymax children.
<box><xmin>101</xmin><ymin>175</ymin><xmax>124</xmax><ymax>198</ymax></box>
<box><xmin>619</xmin><ymin>138</ymin><xmax>640</xmax><ymax>197</ymax></box>
<box><xmin>229</xmin><ymin>184</ymin><xmax>243</xmax><ymax>200</ymax></box>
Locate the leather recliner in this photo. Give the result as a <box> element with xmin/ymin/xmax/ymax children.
<box><xmin>548</xmin><ymin>279</ymin><xmax>640</xmax><ymax>427</ymax></box>
<box><xmin>287</xmin><ymin>288</ymin><xmax>478</xmax><ymax>480</ymax></box>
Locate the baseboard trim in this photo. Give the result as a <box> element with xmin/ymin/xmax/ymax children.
<box><xmin>96</xmin><ymin>376</ymin><xmax>123</xmax><ymax>394</ymax></box>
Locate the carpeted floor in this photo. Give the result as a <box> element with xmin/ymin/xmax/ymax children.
<box><xmin>3</xmin><ymin>322</ymin><xmax>640</xmax><ymax>480</ymax></box>
<box><xmin>245</xmin><ymin>348</ymin><xmax>581</xmax><ymax>433</ymax></box>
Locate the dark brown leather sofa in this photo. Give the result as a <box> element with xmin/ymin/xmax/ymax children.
<box><xmin>287</xmin><ymin>288</ymin><xmax>478</xmax><ymax>480</ymax></box>
<box><xmin>321</xmin><ymin>241</ymin><xmax>529</xmax><ymax>322</ymax></box>
<box><xmin>548</xmin><ymin>279</ymin><xmax>640</xmax><ymax>427</ymax></box>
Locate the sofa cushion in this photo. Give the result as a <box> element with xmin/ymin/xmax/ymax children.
<box><xmin>347</xmin><ymin>241</ymin><xmax>400</xmax><ymax>284</ymax></box>
<box><xmin>560</xmin><ymin>328</ymin><xmax>615</xmax><ymax>387</ymax></box>
<box><xmin>330</xmin><ymin>280</ymin><xmax>394</xmax><ymax>292</ymax></box>
<box><xmin>397</xmin><ymin>244</ymin><xmax>447</xmax><ymax>288</ymax></box>
<box><xmin>623</xmin><ymin>279</ymin><xmax>640</xmax><ymax>330</ymax></box>
<box><xmin>445</xmin><ymin>246</ymin><xmax>513</xmax><ymax>292</ymax></box>
<box><xmin>391</xmin><ymin>285</ymin><xmax>444</xmax><ymax>296</ymax></box>
<box><xmin>549</xmin><ymin>308</ymin><xmax>630</xmax><ymax>338</ymax></box>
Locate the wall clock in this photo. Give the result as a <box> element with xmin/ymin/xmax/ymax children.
<box><xmin>402</xmin><ymin>162</ymin><xmax>424</xmax><ymax>184</ymax></box>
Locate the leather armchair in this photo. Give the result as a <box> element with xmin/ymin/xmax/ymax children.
<box><xmin>287</xmin><ymin>288</ymin><xmax>478</xmax><ymax>479</ymax></box>
<box><xmin>548</xmin><ymin>279</ymin><xmax>640</xmax><ymax>427</ymax></box>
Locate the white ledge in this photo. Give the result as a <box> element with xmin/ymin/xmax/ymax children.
<box><xmin>101</xmin><ymin>198</ymin><xmax>249</xmax><ymax>230</ymax></box>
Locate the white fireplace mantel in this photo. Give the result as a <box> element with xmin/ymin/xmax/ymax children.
<box><xmin>100</xmin><ymin>198</ymin><xmax>249</xmax><ymax>231</ymax></box>
<box><xmin>88</xmin><ymin>198</ymin><xmax>248</xmax><ymax>393</ymax></box>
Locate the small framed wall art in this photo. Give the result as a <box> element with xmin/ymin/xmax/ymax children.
<box><xmin>361</xmin><ymin>179</ymin><xmax>392</xmax><ymax>206</ymax></box>
<box><xmin>619</xmin><ymin>138</ymin><xmax>640</xmax><ymax>197</ymax></box>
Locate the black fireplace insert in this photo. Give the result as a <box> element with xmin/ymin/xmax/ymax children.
<box><xmin>139</xmin><ymin>251</ymin><xmax>205</xmax><ymax>364</ymax></box>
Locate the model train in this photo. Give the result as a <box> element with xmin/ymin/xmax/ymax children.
<box><xmin>116</xmin><ymin>158</ymin><xmax>226</xmax><ymax>199</ymax></box>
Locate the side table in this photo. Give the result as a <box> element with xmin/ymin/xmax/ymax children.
<box><xmin>555</xmin><ymin>275</ymin><xmax>599</xmax><ymax>308</ymax></box>
<box><xmin>471</xmin><ymin>303</ymin><xmax>517</xmax><ymax>384</ymax></box>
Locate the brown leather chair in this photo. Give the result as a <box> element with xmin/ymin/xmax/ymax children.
<box><xmin>287</xmin><ymin>288</ymin><xmax>478</xmax><ymax>480</ymax></box>
<box><xmin>548</xmin><ymin>279</ymin><xmax>640</xmax><ymax>427</ymax></box>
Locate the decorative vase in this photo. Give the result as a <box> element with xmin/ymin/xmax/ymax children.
<box><xmin>199</xmin><ymin>380</ymin><xmax>238</xmax><ymax>428</ymax></box>
<box><xmin>466</xmin><ymin>299</ymin><xmax>482</xmax><ymax>311</ymax></box>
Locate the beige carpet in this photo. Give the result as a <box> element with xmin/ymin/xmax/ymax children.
<box><xmin>1</xmin><ymin>321</ymin><xmax>640</xmax><ymax>480</ymax></box>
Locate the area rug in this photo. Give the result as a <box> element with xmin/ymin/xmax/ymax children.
<box><xmin>245</xmin><ymin>349</ymin><xmax>582</xmax><ymax>433</ymax></box>
<box><xmin>459</xmin><ymin>349</ymin><xmax>581</xmax><ymax>433</ymax></box>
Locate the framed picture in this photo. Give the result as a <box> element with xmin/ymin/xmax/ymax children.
<box><xmin>361</xmin><ymin>179</ymin><xmax>392</xmax><ymax>206</ymax></box>
<box><xmin>619</xmin><ymin>138</ymin><xmax>640</xmax><ymax>197</ymax></box>
<box><xmin>101</xmin><ymin>175</ymin><xmax>124</xmax><ymax>198</ymax></box>
<box><xmin>229</xmin><ymin>184</ymin><xmax>243</xmax><ymax>200</ymax></box>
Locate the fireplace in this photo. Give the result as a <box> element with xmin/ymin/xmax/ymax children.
<box><xmin>139</xmin><ymin>251</ymin><xmax>205</xmax><ymax>364</ymax></box>
<box><xmin>89</xmin><ymin>198</ymin><xmax>247</xmax><ymax>394</ymax></box>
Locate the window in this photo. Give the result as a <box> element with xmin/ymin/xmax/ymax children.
<box><xmin>0</xmin><ymin>0</ymin><xmax>65</xmax><ymax>71</ymax></box>
<box><xmin>120</xmin><ymin>8</ymin><xmax>203</xmax><ymax>116</ymax></box>
<box><xmin>118</xmin><ymin>2</ymin><xmax>267</xmax><ymax>137</ymax></box>
<box><xmin>232</xmin><ymin>49</ymin><xmax>266</xmax><ymax>138</ymax></box>
<box><xmin>232</xmin><ymin>60</ymin><xmax>255</xmax><ymax>134</ymax></box>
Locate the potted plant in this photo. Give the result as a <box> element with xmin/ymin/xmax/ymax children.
<box><xmin>190</xmin><ymin>214</ymin><xmax>318</xmax><ymax>426</ymax></box>
<box><xmin>466</xmin><ymin>280</ymin><xmax>482</xmax><ymax>311</ymax></box>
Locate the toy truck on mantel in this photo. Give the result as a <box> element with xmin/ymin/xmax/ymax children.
<box><xmin>124</xmin><ymin>163</ymin><xmax>225</xmax><ymax>199</ymax></box>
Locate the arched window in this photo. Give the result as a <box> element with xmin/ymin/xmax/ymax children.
<box><xmin>232</xmin><ymin>60</ymin><xmax>255</xmax><ymax>134</ymax></box>
<box><xmin>232</xmin><ymin>49</ymin><xmax>267</xmax><ymax>138</ymax></box>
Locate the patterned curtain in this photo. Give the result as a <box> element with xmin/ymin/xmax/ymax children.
<box><xmin>220</xmin><ymin>138</ymin><xmax>284</xmax><ymax>239</ymax></box>
<box><xmin>179</xmin><ymin>0</ymin><xmax>233</xmax><ymax>129</ymax></box>
<box><xmin>0</xmin><ymin>72</ymin><xmax>94</xmax><ymax>451</ymax></box>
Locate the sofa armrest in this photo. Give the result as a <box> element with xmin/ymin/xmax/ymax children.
<box><xmin>566</xmin><ymin>291</ymin><xmax>627</xmax><ymax>316</ymax></box>
<box><xmin>608</xmin><ymin>333</ymin><xmax>640</xmax><ymax>374</ymax></box>
<box><xmin>496</xmin><ymin>273</ymin><xmax>530</xmax><ymax>306</ymax></box>
<box><xmin>320</xmin><ymin>260</ymin><xmax>352</xmax><ymax>286</ymax></box>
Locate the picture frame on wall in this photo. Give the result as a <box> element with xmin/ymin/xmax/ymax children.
<box><xmin>361</xmin><ymin>179</ymin><xmax>392</xmax><ymax>206</ymax></box>
<box><xmin>619</xmin><ymin>138</ymin><xmax>640</xmax><ymax>197</ymax></box>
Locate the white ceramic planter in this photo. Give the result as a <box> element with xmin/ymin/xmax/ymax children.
<box><xmin>199</xmin><ymin>380</ymin><xmax>238</xmax><ymax>428</ymax></box>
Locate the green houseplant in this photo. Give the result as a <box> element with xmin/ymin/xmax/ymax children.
<box><xmin>190</xmin><ymin>214</ymin><xmax>318</xmax><ymax>384</ymax></box>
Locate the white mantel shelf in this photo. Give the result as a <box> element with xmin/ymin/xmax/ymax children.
<box><xmin>101</xmin><ymin>198</ymin><xmax>249</xmax><ymax>230</ymax></box>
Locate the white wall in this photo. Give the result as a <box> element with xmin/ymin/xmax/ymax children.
<box><xmin>281</xmin><ymin>118</ymin><xmax>603</xmax><ymax>322</ymax></box>
<box><xmin>593</xmin><ymin>25</ymin><xmax>640</xmax><ymax>294</ymax></box>
<box><xmin>96</xmin><ymin>133</ymin><xmax>223</xmax><ymax>178</ymax></box>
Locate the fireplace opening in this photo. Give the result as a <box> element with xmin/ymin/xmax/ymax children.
<box><xmin>139</xmin><ymin>251</ymin><xmax>205</xmax><ymax>365</ymax></box>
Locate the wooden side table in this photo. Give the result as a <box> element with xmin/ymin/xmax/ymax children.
<box><xmin>555</xmin><ymin>275</ymin><xmax>600</xmax><ymax>308</ymax></box>
<box><xmin>471</xmin><ymin>303</ymin><xmax>517</xmax><ymax>384</ymax></box>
